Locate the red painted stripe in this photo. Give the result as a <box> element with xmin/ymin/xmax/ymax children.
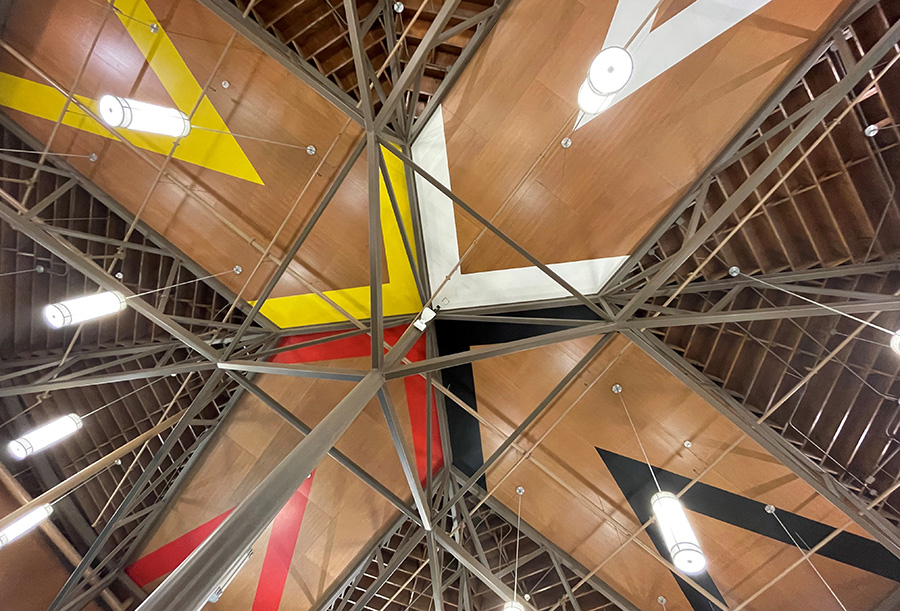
<box><xmin>272</xmin><ymin>326</ymin><xmax>443</xmax><ymax>479</ymax></box>
<box><xmin>127</xmin><ymin>324</ymin><xmax>442</xmax><ymax>600</ymax></box>
<box><xmin>252</xmin><ymin>472</ymin><xmax>315</xmax><ymax>610</ymax></box>
<box><xmin>125</xmin><ymin>508</ymin><xmax>234</xmax><ymax>587</ymax></box>
<box><xmin>404</xmin><ymin>373</ymin><xmax>444</xmax><ymax>482</ymax></box>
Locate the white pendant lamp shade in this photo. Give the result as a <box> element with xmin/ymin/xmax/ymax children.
<box><xmin>0</xmin><ymin>504</ymin><xmax>53</xmax><ymax>548</ymax></box>
<box><xmin>43</xmin><ymin>291</ymin><xmax>127</xmax><ymax>329</ymax></box>
<box><xmin>651</xmin><ymin>491</ymin><xmax>707</xmax><ymax>575</ymax></box>
<box><xmin>588</xmin><ymin>46</ymin><xmax>633</xmax><ymax>95</ymax></box>
<box><xmin>503</xmin><ymin>602</ymin><xmax>525</xmax><ymax>611</ymax></box>
<box><xmin>8</xmin><ymin>414</ymin><xmax>83</xmax><ymax>460</ymax></box>
<box><xmin>98</xmin><ymin>95</ymin><xmax>192</xmax><ymax>138</ymax></box>
<box><xmin>577</xmin><ymin>80</ymin><xmax>614</xmax><ymax>115</ymax></box>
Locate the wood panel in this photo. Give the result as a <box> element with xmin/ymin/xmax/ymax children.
<box><xmin>135</xmin><ymin>358</ymin><xmax>424</xmax><ymax>608</ymax></box>
<box><xmin>0</xmin><ymin>486</ymin><xmax>103</xmax><ymax>611</ymax></box>
<box><xmin>467</xmin><ymin>334</ymin><xmax>896</xmax><ymax>610</ymax></box>
<box><xmin>439</xmin><ymin>0</ymin><xmax>851</xmax><ymax>275</ymax></box>
<box><xmin>0</xmin><ymin>0</ymin><xmax>371</xmax><ymax>301</ymax></box>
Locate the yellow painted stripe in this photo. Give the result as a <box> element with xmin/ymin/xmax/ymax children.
<box><xmin>256</xmin><ymin>146</ymin><xmax>422</xmax><ymax>328</ymax></box>
<box><xmin>0</xmin><ymin>0</ymin><xmax>262</xmax><ymax>184</ymax></box>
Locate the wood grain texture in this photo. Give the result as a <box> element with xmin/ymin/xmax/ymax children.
<box><xmin>136</xmin><ymin>362</ymin><xmax>419</xmax><ymax>609</ymax></box>
<box><xmin>470</xmin><ymin>334</ymin><xmax>895</xmax><ymax>610</ymax></box>
<box><xmin>440</xmin><ymin>0</ymin><xmax>851</xmax><ymax>275</ymax></box>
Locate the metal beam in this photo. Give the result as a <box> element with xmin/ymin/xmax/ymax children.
<box><xmin>615</xmin><ymin>16</ymin><xmax>900</xmax><ymax>320</ymax></box>
<box><xmin>135</xmin><ymin>371</ymin><xmax>384</xmax><ymax>611</ymax></box>
<box><xmin>624</xmin><ymin>329</ymin><xmax>900</xmax><ymax>558</ymax></box>
<box><xmin>373</xmin><ymin>0</ymin><xmax>463</xmax><ymax>132</ymax></box>
<box><xmin>612</xmin><ymin>260</ymin><xmax>900</xmax><ymax>300</ymax></box>
<box><xmin>437</xmin><ymin>335</ymin><xmax>612</xmax><ymax>520</ymax></box>
<box><xmin>0</xmin><ymin>198</ymin><xmax>220</xmax><ymax>360</ymax></box>
<box><xmin>383</xmin><ymin>142</ymin><xmax>609</xmax><ymax>319</ymax></box>
<box><xmin>458</xmin><ymin>470</ymin><xmax>639</xmax><ymax>611</ymax></box>
<box><xmin>388</xmin><ymin>296</ymin><xmax>900</xmax><ymax>379</ymax></box>
<box><xmin>347</xmin><ymin>526</ymin><xmax>427</xmax><ymax>611</ymax></box>
<box><xmin>0</xmin><ymin>113</ymin><xmax>261</xmax><ymax>326</ymax></box>
<box><xmin>377</xmin><ymin>388</ymin><xmax>433</xmax><ymax>530</ymax></box>
<box><xmin>550</xmin><ymin>552</ymin><xmax>583</xmax><ymax>611</ymax></box>
<box><xmin>195</xmin><ymin>0</ymin><xmax>366</xmax><ymax>128</ymax></box>
<box><xmin>0</xmin><ymin>360</ymin><xmax>215</xmax><ymax>397</ymax></box>
<box><xmin>594</xmin><ymin>0</ymin><xmax>869</xmax><ymax>296</ymax></box>
<box><xmin>48</xmin><ymin>371</ymin><xmax>229</xmax><ymax>610</ymax></box>
<box><xmin>434</xmin><ymin>528</ymin><xmax>538</xmax><ymax>611</ymax></box>
<box><xmin>217</xmin><ymin>359</ymin><xmax>367</xmax><ymax>382</ymax></box>
<box><xmin>874</xmin><ymin>586</ymin><xmax>900</xmax><ymax>611</ymax></box>
<box><xmin>230</xmin><ymin>373</ymin><xmax>420</xmax><ymax>524</ymax></box>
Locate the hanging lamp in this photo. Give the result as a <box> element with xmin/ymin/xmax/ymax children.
<box><xmin>8</xmin><ymin>414</ymin><xmax>83</xmax><ymax>460</ymax></box>
<box><xmin>613</xmin><ymin>384</ymin><xmax>708</xmax><ymax>575</ymax></box>
<box><xmin>98</xmin><ymin>95</ymin><xmax>192</xmax><ymax>138</ymax></box>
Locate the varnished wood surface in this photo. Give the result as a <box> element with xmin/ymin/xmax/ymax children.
<box><xmin>138</xmin><ymin>363</ymin><xmax>419</xmax><ymax>609</ymax></box>
<box><xmin>440</xmin><ymin>0</ymin><xmax>852</xmax><ymax>274</ymax></box>
<box><xmin>470</xmin><ymin>334</ymin><xmax>895</xmax><ymax>610</ymax></box>
<box><xmin>0</xmin><ymin>0</ymin><xmax>371</xmax><ymax>301</ymax></box>
<box><xmin>0</xmin><ymin>486</ymin><xmax>103</xmax><ymax>611</ymax></box>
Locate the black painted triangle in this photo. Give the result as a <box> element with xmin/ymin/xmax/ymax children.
<box><xmin>597</xmin><ymin>447</ymin><xmax>900</xmax><ymax>596</ymax></box>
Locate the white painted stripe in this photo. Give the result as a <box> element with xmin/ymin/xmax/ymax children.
<box><xmin>413</xmin><ymin>106</ymin><xmax>628</xmax><ymax>311</ymax></box>
<box><xmin>578</xmin><ymin>0</ymin><xmax>775</xmax><ymax>129</ymax></box>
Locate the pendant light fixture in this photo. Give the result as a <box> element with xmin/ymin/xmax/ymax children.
<box><xmin>612</xmin><ymin>384</ymin><xmax>708</xmax><ymax>575</ymax></box>
<box><xmin>503</xmin><ymin>486</ymin><xmax>526</xmax><ymax>611</ymax></box>
<box><xmin>8</xmin><ymin>414</ymin><xmax>83</xmax><ymax>460</ymax></box>
<box><xmin>0</xmin><ymin>504</ymin><xmax>53</xmax><ymax>548</ymax></box>
<box><xmin>588</xmin><ymin>47</ymin><xmax>633</xmax><ymax>95</ymax></box>
<box><xmin>577</xmin><ymin>81</ymin><xmax>614</xmax><ymax>115</ymax></box>
<box><xmin>42</xmin><ymin>291</ymin><xmax>126</xmax><ymax>329</ymax></box>
<box><xmin>98</xmin><ymin>95</ymin><xmax>192</xmax><ymax>138</ymax></box>
<box><xmin>42</xmin><ymin>266</ymin><xmax>242</xmax><ymax>331</ymax></box>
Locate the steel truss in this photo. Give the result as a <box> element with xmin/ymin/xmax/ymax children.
<box><xmin>196</xmin><ymin>0</ymin><xmax>512</xmax><ymax>140</ymax></box>
<box><xmin>1</xmin><ymin>0</ymin><xmax>900</xmax><ymax>610</ymax></box>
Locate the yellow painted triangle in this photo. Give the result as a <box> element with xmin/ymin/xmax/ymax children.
<box><xmin>0</xmin><ymin>0</ymin><xmax>263</xmax><ymax>184</ymax></box>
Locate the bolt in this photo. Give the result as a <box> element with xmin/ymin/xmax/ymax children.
<box><xmin>765</xmin><ymin>504</ymin><xmax>776</xmax><ymax>514</ymax></box>
<box><xmin>114</xmin><ymin>459</ymin><xmax>122</xmax><ymax>466</ymax></box>
<box><xmin>516</xmin><ymin>486</ymin><xmax>525</xmax><ymax>495</ymax></box>
<box><xmin>35</xmin><ymin>265</ymin><xmax>45</xmax><ymax>274</ymax></box>
<box><xmin>149</xmin><ymin>23</ymin><xmax>159</xmax><ymax>34</ymax></box>
<box><xmin>115</xmin><ymin>272</ymin><xmax>124</xmax><ymax>280</ymax></box>
<box><xmin>683</xmin><ymin>440</ymin><xmax>692</xmax><ymax>449</ymax></box>
<box><xmin>221</xmin><ymin>80</ymin><xmax>230</xmax><ymax>89</ymax></box>
<box><xmin>393</xmin><ymin>1</ymin><xmax>404</xmax><ymax>12</ymax></box>
<box><xmin>306</xmin><ymin>144</ymin><xmax>317</xmax><ymax>156</ymax></box>
<box><xmin>524</xmin><ymin>594</ymin><xmax>531</xmax><ymax>602</ymax></box>
<box><xmin>865</xmin><ymin>124</ymin><xmax>880</xmax><ymax>138</ymax></box>
<box><xmin>233</xmin><ymin>265</ymin><xmax>243</xmax><ymax>275</ymax></box>
<box><xmin>657</xmin><ymin>596</ymin><xmax>667</xmax><ymax>605</ymax></box>
<box><xmin>561</xmin><ymin>137</ymin><xmax>572</xmax><ymax>149</ymax></box>
<box><xmin>611</xmin><ymin>384</ymin><xmax>622</xmax><ymax>394</ymax></box>
<box><xmin>89</xmin><ymin>153</ymin><xmax>98</xmax><ymax>163</ymax></box>
<box><xmin>728</xmin><ymin>266</ymin><xmax>740</xmax><ymax>277</ymax></box>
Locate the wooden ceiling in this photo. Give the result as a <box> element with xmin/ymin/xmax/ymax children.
<box><xmin>3</xmin><ymin>0</ymin><xmax>900</xmax><ymax>610</ymax></box>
